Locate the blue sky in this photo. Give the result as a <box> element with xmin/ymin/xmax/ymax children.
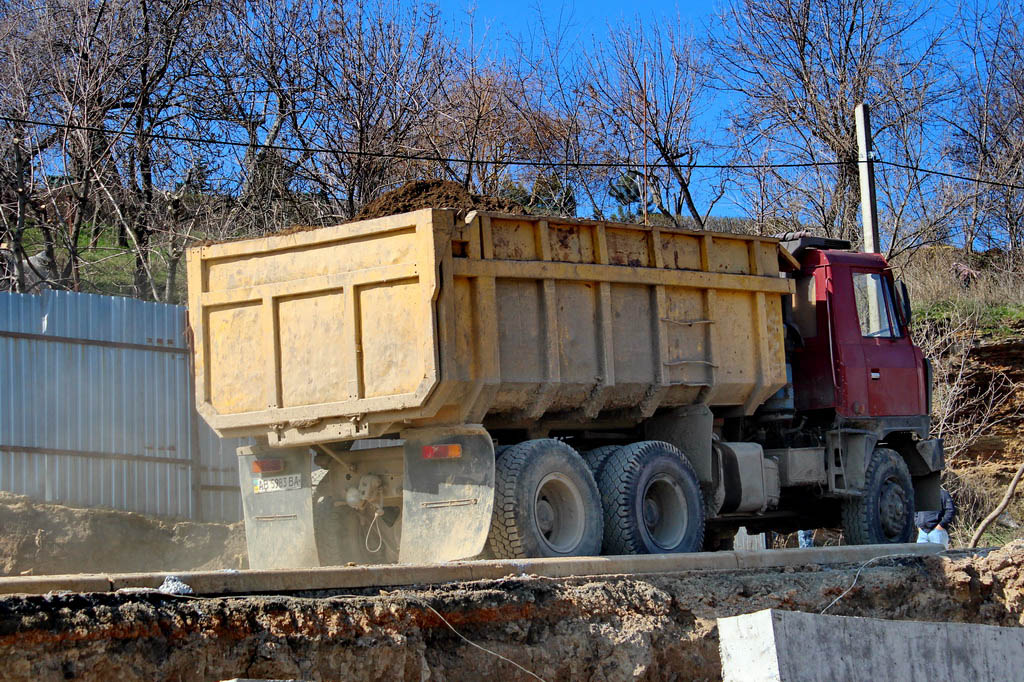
<box><xmin>426</xmin><ymin>0</ymin><xmax>973</xmax><ymax>223</ymax></box>
<box><xmin>434</xmin><ymin>0</ymin><xmax>721</xmax><ymax>48</ymax></box>
<box><xmin>431</xmin><ymin>0</ymin><xmax>735</xmax><ymax>216</ymax></box>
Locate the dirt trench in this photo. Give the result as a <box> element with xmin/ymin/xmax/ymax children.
<box><xmin>2</xmin><ymin>542</ymin><xmax>1023</xmax><ymax>682</ymax></box>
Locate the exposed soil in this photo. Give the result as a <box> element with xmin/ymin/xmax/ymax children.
<box><xmin>0</xmin><ymin>492</ymin><xmax>247</xmax><ymax>577</ymax></box>
<box><xmin>962</xmin><ymin>332</ymin><xmax>1024</xmax><ymax>470</ymax></box>
<box><xmin>353</xmin><ymin>179</ymin><xmax>523</xmax><ymax>221</ymax></box>
<box><xmin>1</xmin><ymin>543</ymin><xmax>1022</xmax><ymax>681</ymax></box>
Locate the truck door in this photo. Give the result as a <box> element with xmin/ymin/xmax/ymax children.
<box><xmin>850</xmin><ymin>270</ymin><xmax>925</xmax><ymax>417</ymax></box>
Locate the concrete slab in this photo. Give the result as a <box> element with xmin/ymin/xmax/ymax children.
<box><xmin>719</xmin><ymin>608</ymin><xmax>1024</xmax><ymax>682</ymax></box>
<box><xmin>0</xmin><ymin>543</ymin><xmax>945</xmax><ymax>597</ymax></box>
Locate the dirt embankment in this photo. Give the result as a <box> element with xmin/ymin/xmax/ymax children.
<box><xmin>962</xmin><ymin>332</ymin><xmax>1024</xmax><ymax>471</ymax></box>
<box><xmin>2</xmin><ymin>543</ymin><xmax>1023</xmax><ymax>682</ymax></box>
<box><xmin>0</xmin><ymin>492</ymin><xmax>247</xmax><ymax>577</ymax></box>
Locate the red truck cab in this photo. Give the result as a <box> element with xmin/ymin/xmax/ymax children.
<box><xmin>791</xmin><ymin>248</ymin><xmax>928</xmax><ymax>419</ymax></box>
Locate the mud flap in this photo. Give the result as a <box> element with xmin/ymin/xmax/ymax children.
<box><xmin>398</xmin><ymin>425</ymin><xmax>495</xmax><ymax>563</ymax></box>
<box><xmin>236</xmin><ymin>445</ymin><xmax>319</xmax><ymax>569</ymax></box>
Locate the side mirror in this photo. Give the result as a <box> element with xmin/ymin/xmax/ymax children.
<box><xmin>895</xmin><ymin>279</ymin><xmax>912</xmax><ymax>325</ymax></box>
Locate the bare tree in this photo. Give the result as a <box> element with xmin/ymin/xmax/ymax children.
<box><xmin>0</xmin><ymin>0</ymin><xmax>215</xmax><ymax>299</ymax></box>
<box><xmin>414</xmin><ymin>11</ymin><xmax>546</xmax><ymax>198</ymax></box>
<box><xmin>582</xmin><ymin>17</ymin><xmax>730</xmax><ymax>227</ymax></box>
<box><xmin>712</xmin><ymin>0</ymin><xmax>949</xmax><ymax>249</ymax></box>
<box><xmin>945</xmin><ymin>0</ymin><xmax>1024</xmax><ymax>261</ymax></box>
<box><xmin>191</xmin><ymin>0</ymin><xmax>328</xmax><ymax>234</ymax></box>
<box><xmin>296</xmin><ymin>0</ymin><xmax>448</xmax><ymax>217</ymax></box>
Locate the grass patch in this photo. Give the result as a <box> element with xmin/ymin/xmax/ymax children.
<box><xmin>16</xmin><ymin>223</ymin><xmax>189</xmax><ymax>303</ymax></box>
<box><xmin>914</xmin><ymin>301</ymin><xmax>1024</xmax><ymax>340</ymax></box>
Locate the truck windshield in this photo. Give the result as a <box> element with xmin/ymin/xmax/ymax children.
<box><xmin>852</xmin><ymin>272</ymin><xmax>901</xmax><ymax>338</ymax></box>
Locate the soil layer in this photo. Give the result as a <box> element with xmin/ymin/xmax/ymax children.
<box><xmin>1</xmin><ymin>542</ymin><xmax>1022</xmax><ymax>681</ymax></box>
<box><xmin>354</xmin><ymin>179</ymin><xmax>523</xmax><ymax>221</ymax></box>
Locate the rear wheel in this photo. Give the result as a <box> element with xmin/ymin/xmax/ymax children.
<box><xmin>582</xmin><ymin>445</ymin><xmax>622</xmax><ymax>477</ymax></box>
<box><xmin>488</xmin><ymin>439</ymin><xmax>604</xmax><ymax>559</ymax></box>
<box><xmin>841</xmin><ymin>447</ymin><xmax>915</xmax><ymax>544</ymax></box>
<box><xmin>598</xmin><ymin>441</ymin><xmax>705</xmax><ymax>555</ymax></box>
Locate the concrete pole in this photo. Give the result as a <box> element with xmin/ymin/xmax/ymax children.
<box><xmin>856</xmin><ymin>103</ymin><xmax>882</xmax><ymax>332</ymax></box>
<box><xmin>855</xmin><ymin>103</ymin><xmax>880</xmax><ymax>254</ymax></box>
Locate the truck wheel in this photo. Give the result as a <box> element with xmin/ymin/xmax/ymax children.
<box><xmin>312</xmin><ymin>469</ymin><xmax>392</xmax><ymax>565</ymax></box>
<box><xmin>598</xmin><ymin>441</ymin><xmax>705</xmax><ymax>555</ymax></box>
<box><xmin>488</xmin><ymin>439</ymin><xmax>604</xmax><ymax>559</ymax></box>
<box><xmin>583</xmin><ymin>445</ymin><xmax>622</xmax><ymax>476</ymax></box>
<box><xmin>841</xmin><ymin>447</ymin><xmax>916</xmax><ymax>545</ymax></box>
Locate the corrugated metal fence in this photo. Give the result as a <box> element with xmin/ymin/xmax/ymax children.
<box><xmin>0</xmin><ymin>290</ymin><xmax>248</xmax><ymax>522</ymax></box>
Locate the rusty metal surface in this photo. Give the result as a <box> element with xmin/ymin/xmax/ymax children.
<box><xmin>0</xmin><ymin>290</ymin><xmax>250</xmax><ymax>521</ymax></box>
<box><xmin>0</xmin><ymin>542</ymin><xmax>946</xmax><ymax>597</ymax></box>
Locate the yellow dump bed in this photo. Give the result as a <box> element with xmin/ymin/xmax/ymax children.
<box><xmin>187</xmin><ymin>209</ymin><xmax>794</xmax><ymax>446</ymax></box>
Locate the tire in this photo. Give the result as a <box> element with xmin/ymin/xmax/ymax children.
<box><xmin>841</xmin><ymin>447</ymin><xmax>916</xmax><ymax>545</ymax></box>
<box><xmin>583</xmin><ymin>445</ymin><xmax>622</xmax><ymax>476</ymax></box>
<box><xmin>598</xmin><ymin>441</ymin><xmax>705</xmax><ymax>555</ymax></box>
<box><xmin>312</xmin><ymin>468</ymin><xmax>395</xmax><ymax>565</ymax></box>
<box><xmin>488</xmin><ymin>439</ymin><xmax>604</xmax><ymax>559</ymax></box>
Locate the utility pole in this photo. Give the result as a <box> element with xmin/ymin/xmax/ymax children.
<box><xmin>856</xmin><ymin>104</ymin><xmax>882</xmax><ymax>332</ymax></box>
<box><xmin>855</xmin><ymin>103</ymin><xmax>880</xmax><ymax>254</ymax></box>
<box><xmin>642</xmin><ymin>59</ymin><xmax>649</xmax><ymax>226</ymax></box>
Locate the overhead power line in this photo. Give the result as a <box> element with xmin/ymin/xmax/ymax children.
<box><xmin>871</xmin><ymin>159</ymin><xmax>1024</xmax><ymax>191</ymax></box>
<box><xmin>0</xmin><ymin>115</ymin><xmax>849</xmax><ymax>170</ymax></box>
<box><xmin>3</xmin><ymin>114</ymin><xmax>1024</xmax><ymax>190</ymax></box>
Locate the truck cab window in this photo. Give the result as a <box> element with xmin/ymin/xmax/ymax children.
<box><xmin>852</xmin><ymin>272</ymin><xmax>900</xmax><ymax>338</ymax></box>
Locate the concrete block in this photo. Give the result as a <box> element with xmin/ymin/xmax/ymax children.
<box><xmin>719</xmin><ymin>608</ymin><xmax>1024</xmax><ymax>682</ymax></box>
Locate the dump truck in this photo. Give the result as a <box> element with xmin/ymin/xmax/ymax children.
<box><xmin>186</xmin><ymin>209</ymin><xmax>943</xmax><ymax>568</ymax></box>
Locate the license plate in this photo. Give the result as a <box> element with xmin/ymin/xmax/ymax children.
<box><xmin>254</xmin><ymin>473</ymin><xmax>303</xmax><ymax>494</ymax></box>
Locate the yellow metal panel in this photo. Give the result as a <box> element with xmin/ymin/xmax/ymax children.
<box><xmin>495</xmin><ymin>279</ymin><xmax>544</xmax><ymax>382</ymax></box>
<box><xmin>204</xmin><ymin>227</ymin><xmax>418</xmax><ymax>291</ymax></box>
<box><xmin>661</xmin><ymin>232</ymin><xmax>703</xmax><ymax>270</ymax></box>
<box><xmin>190</xmin><ymin>209</ymin><xmax>443</xmax><ymax>437</ymax></box>
<box><xmin>548</xmin><ymin>223</ymin><xmax>597</xmax><ymax>263</ymax></box>
<box><xmin>490</xmin><ymin>218</ymin><xmax>539</xmax><ymax>260</ymax></box>
<box><xmin>610</xmin><ymin>284</ymin><xmax>656</xmax><ymax>384</ymax></box>
<box><xmin>710</xmin><ymin>237</ymin><xmax>753</xmax><ymax>275</ymax></box>
<box><xmin>663</xmin><ymin>286</ymin><xmax>711</xmax><ymax>387</ymax></box>
<box><xmin>207</xmin><ymin>303</ymin><xmax>265</xmax><ymax>413</ymax></box>
<box><xmin>188</xmin><ymin>208</ymin><xmax>795</xmax><ymax>442</ymax></box>
<box><xmin>277</xmin><ymin>291</ymin><xmax>352</xmax><ymax>407</ymax></box>
<box><xmin>360</xmin><ymin>279</ymin><xmax>426</xmax><ymax>398</ymax></box>
<box><xmin>606</xmin><ymin>227</ymin><xmax>652</xmax><ymax>267</ymax></box>
<box><xmin>706</xmin><ymin>290</ymin><xmax>758</xmax><ymax>405</ymax></box>
<box><xmin>757</xmin><ymin>241</ymin><xmax>781</xmax><ymax>277</ymax></box>
<box><xmin>555</xmin><ymin>282</ymin><xmax>600</xmax><ymax>383</ymax></box>
<box><xmin>450</xmin><ymin>260</ymin><xmax>794</xmax><ymax>294</ymax></box>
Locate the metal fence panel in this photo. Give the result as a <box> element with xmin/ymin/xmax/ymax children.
<box><xmin>0</xmin><ymin>290</ymin><xmax>247</xmax><ymax>522</ymax></box>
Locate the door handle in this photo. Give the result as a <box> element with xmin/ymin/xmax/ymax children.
<box><xmin>870</xmin><ymin>370</ymin><xmax>881</xmax><ymax>380</ymax></box>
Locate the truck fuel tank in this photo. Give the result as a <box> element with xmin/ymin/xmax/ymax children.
<box><xmin>716</xmin><ymin>442</ymin><xmax>780</xmax><ymax>515</ymax></box>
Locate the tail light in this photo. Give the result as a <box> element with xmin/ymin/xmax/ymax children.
<box><xmin>251</xmin><ymin>458</ymin><xmax>284</xmax><ymax>474</ymax></box>
<box><xmin>422</xmin><ymin>444</ymin><xmax>462</xmax><ymax>460</ymax></box>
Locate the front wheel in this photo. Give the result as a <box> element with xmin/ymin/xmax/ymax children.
<box><xmin>841</xmin><ymin>447</ymin><xmax>915</xmax><ymax>544</ymax></box>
